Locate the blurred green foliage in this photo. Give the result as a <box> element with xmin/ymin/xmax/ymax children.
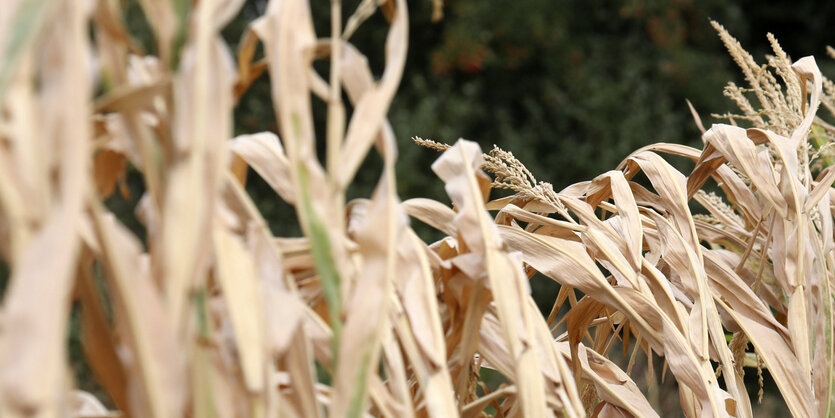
<box><xmin>108</xmin><ymin>0</ymin><xmax>835</xmax><ymax>241</ymax></box>
<box><xmin>221</xmin><ymin>0</ymin><xmax>835</xmax><ymax>236</ymax></box>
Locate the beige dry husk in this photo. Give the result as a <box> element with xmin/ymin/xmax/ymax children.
<box><xmin>0</xmin><ymin>1</ymin><xmax>833</xmax><ymax>417</ymax></box>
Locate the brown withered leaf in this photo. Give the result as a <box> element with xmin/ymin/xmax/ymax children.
<box><xmin>93</xmin><ymin>150</ymin><xmax>126</xmax><ymax>198</ymax></box>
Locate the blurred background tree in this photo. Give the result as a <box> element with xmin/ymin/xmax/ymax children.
<box><xmin>209</xmin><ymin>0</ymin><xmax>835</xmax><ymax>233</ymax></box>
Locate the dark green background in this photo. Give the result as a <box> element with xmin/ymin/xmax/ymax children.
<box><xmin>221</xmin><ymin>0</ymin><xmax>835</xmax><ymax>236</ymax></box>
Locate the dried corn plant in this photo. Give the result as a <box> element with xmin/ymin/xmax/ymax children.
<box><xmin>417</xmin><ymin>26</ymin><xmax>835</xmax><ymax>417</ymax></box>
<box><xmin>0</xmin><ymin>0</ymin><xmax>834</xmax><ymax>417</ymax></box>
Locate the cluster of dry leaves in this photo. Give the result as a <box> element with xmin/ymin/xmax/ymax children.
<box><xmin>0</xmin><ymin>0</ymin><xmax>833</xmax><ymax>417</ymax></box>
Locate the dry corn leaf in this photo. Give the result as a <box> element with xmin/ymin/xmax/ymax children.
<box><xmin>337</xmin><ymin>0</ymin><xmax>408</xmax><ymax>188</ymax></box>
<box><xmin>161</xmin><ymin>0</ymin><xmax>239</xmax><ymax>329</ymax></box>
<box><xmin>212</xmin><ymin>224</ymin><xmax>266</xmax><ymax>393</ymax></box>
<box><xmin>76</xmin><ymin>251</ymin><xmax>129</xmax><ymax>412</ymax></box>
<box><xmin>89</xmin><ymin>209</ymin><xmax>185</xmax><ymax>418</ymax></box>
<box><xmin>230</xmin><ymin>132</ymin><xmax>296</xmax><ymax>204</ymax></box>
<box><xmin>0</xmin><ymin>1</ymin><xmax>91</xmax><ymax>415</ymax></box>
